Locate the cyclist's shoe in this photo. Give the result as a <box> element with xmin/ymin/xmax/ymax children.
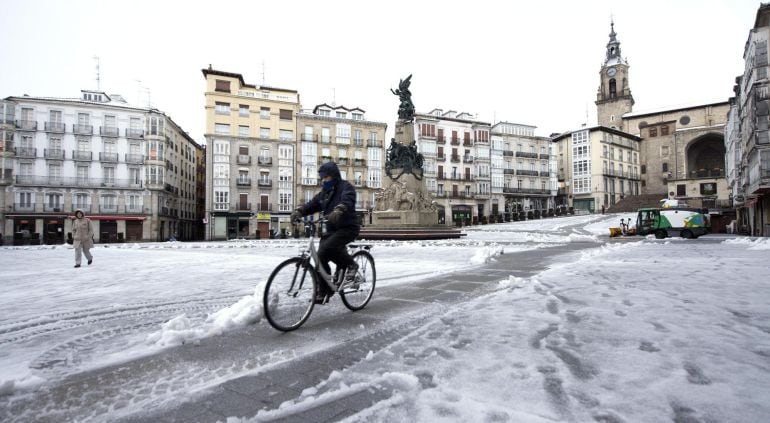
<box><xmin>341</xmin><ymin>264</ymin><xmax>360</xmax><ymax>289</ymax></box>
<box><xmin>314</xmin><ymin>292</ymin><xmax>329</xmax><ymax>305</ymax></box>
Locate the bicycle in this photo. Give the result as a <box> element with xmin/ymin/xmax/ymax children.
<box><xmin>263</xmin><ymin>219</ymin><xmax>376</xmax><ymax>332</ymax></box>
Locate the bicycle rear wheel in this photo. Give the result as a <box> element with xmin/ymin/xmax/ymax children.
<box><xmin>263</xmin><ymin>257</ymin><xmax>317</xmax><ymax>331</ymax></box>
<box><xmin>340</xmin><ymin>251</ymin><xmax>376</xmax><ymax>311</ymax></box>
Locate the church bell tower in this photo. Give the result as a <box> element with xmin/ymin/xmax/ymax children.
<box><xmin>596</xmin><ymin>21</ymin><xmax>634</xmax><ymax>129</ymax></box>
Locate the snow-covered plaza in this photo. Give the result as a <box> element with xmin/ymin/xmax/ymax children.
<box><xmin>1</xmin><ymin>213</ymin><xmax>770</xmax><ymax>422</ymax></box>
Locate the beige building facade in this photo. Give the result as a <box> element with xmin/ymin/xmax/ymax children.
<box><xmin>202</xmin><ymin>67</ymin><xmax>300</xmax><ymax>240</ymax></box>
<box><xmin>296</xmin><ymin>104</ymin><xmax>387</xmax><ymax>221</ymax></box>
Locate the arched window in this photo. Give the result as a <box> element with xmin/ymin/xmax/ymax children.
<box><xmin>609</xmin><ymin>79</ymin><xmax>617</xmax><ymax>98</ymax></box>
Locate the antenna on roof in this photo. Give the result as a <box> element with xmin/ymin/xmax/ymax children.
<box><xmin>93</xmin><ymin>56</ymin><xmax>101</xmax><ymax>91</ymax></box>
<box><xmin>332</xmin><ymin>88</ymin><xmax>336</xmax><ymax>107</ymax></box>
<box><xmin>261</xmin><ymin>60</ymin><xmax>266</xmax><ymax>85</ymax></box>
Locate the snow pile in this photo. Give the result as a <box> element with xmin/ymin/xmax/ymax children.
<box><xmin>469</xmin><ymin>245</ymin><xmax>504</xmax><ymax>265</ymax></box>
<box><xmin>146</xmin><ymin>283</ymin><xmax>265</xmax><ymax>347</ymax></box>
<box><xmin>723</xmin><ymin>237</ymin><xmax>770</xmax><ymax>250</ymax></box>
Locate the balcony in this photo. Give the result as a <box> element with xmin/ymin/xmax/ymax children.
<box><xmin>13</xmin><ymin>176</ymin><xmax>143</xmax><ymax>189</ymax></box>
<box><xmin>463</xmin><ymin>155</ymin><xmax>474</xmax><ymax>163</ymax></box>
<box><xmin>73</xmin><ymin>124</ymin><xmax>93</xmax><ymax>135</ymax></box>
<box><xmin>436</xmin><ymin>136</ymin><xmax>446</xmax><ymax>145</ymax></box>
<box><xmin>450</xmin><ymin>155</ymin><xmax>461</xmax><ymax>163</ymax></box>
<box><xmin>44</xmin><ymin>148</ymin><xmax>65</xmax><ymax>159</ymax></box>
<box><xmin>301</xmin><ymin>177</ymin><xmax>318</xmax><ymax>186</ymax></box>
<box><xmin>353</xmin><ymin>138</ymin><xmax>365</xmax><ymax>147</ymax></box>
<box><xmin>336</xmin><ymin>137</ymin><xmax>350</xmax><ymax>145</ymax></box>
<box><xmin>320</xmin><ymin>136</ymin><xmax>331</xmax><ymax>144</ymax></box>
<box><xmin>237</xmin><ymin>154</ymin><xmax>252</xmax><ymax>165</ymax></box>
<box><xmin>235</xmin><ymin>203</ymin><xmax>252</xmax><ymax>212</ymax></box>
<box><xmin>15</xmin><ymin>120</ymin><xmax>37</xmax><ymax>131</ymax></box>
<box><xmin>45</xmin><ymin>122</ymin><xmax>65</xmax><ymax>133</ymax></box>
<box><xmin>125</xmin><ymin>205</ymin><xmax>144</xmax><ymax>214</ymax></box>
<box><xmin>449</xmin><ymin>191</ymin><xmax>474</xmax><ymax>199</ymax></box>
<box><xmin>125</xmin><ymin>153</ymin><xmax>144</xmax><ymax>164</ymax></box>
<box><xmin>73</xmin><ymin>151</ymin><xmax>92</xmax><ymax>161</ymax></box>
<box><xmin>43</xmin><ymin>204</ymin><xmax>65</xmax><ymax>212</ymax></box>
<box><xmin>15</xmin><ymin>147</ymin><xmax>36</xmax><ymax>158</ymax></box>
<box><xmin>516</xmin><ymin>151</ymin><xmax>539</xmax><ymax>159</ymax></box>
<box><xmin>256</xmin><ymin>203</ymin><xmax>273</xmax><ymax>212</ymax></box>
<box><xmin>463</xmin><ymin>140</ymin><xmax>472</xmax><ymax>147</ymax></box>
<box><xmin>539</xmin><ymin>153</ymin><xmax>550</xmax><ymax>159</ymax></box>
<box><xmin>516</xmin><ymin>170</ymin><xmax>540</xmax><ymax>176</ymax></box>
<box><xmin>319</xmin><ymin>156</ymin><xmax>333</xmax><ymax>165</ymax></box>
<box><xmin>353</xmin><ymin>180</ymin><xmax>367</xmax><ymax>188</ymax></box>
<box><xmin>353</xmin><ymin>159</ymin><xmax>366</xmax><ymax>167</ymax></box>
<box><xmin>258</xmin><ymin>156</ymin><xmax>273</xmax><ymax>165</ymax></box>
<box><xmin>301</xmin><ymin>134</ymin><xmax>317</xmax><ymax>142</ymax></box>
<box><xmin>503</xmin><ymin>169</ymin><xmax>515</xmax><ymax>175</ymax></box>
<box><xmin>437</xmin><ymin>154</ymin><xmax>446</xmax><ymax>161</ymax></box>
<box><xmin>503</xmin><ymin>187</ymin><xmax>551</xmax><ymax>195</ymax></box>
<box><xmin>14</xmin><ymin>202</ymin><xmax>35</xmax><ymax>212</ymax></box>
<box><xmin>539</xmin><ymin>171</ymin><xmax>551</xmax><ymax>177</ymax></box>
<box><xmin>338</xmin><ymin>157</ymin><xmax>350</xmax><ymax>166</ymax></box>
<box><xmin>99</xmin><ymin>204</ymin><xmax>119</xmax><ymax>213</ymax></box>
<box><xmin>126</xmin><ymin>128</ymin><xmax>144</xmax><ymax>139</ymax></box>
<box><xmin>503</xmin><ymin>150</ymin><xmax>514</xmax><ymax>157</ymax></box>
<box><xmin>71</xmin><ymin>204</ymin><xmax>93</xmax><ymax>213</ymax></box>
<box><xmin>258</xmin><ymin>178</ymin><xmax>272</xmax><ymax>187</ymax></box>
<box><xmin>236</xmin><ymin>177</ymin><xmax>252</xmax><ymax>187</ymax></box>
<box><xmin>100</xmin><ymin>126</ymin><xmax>119</xmax><ymax>137</ymax></box>
<box><xmin>99</xmin><ymin>152</ymin><xmax>119</xmax><ymax>162</ymax></box>
<box><xmin>367</xmin><ymin>139</ymin><xmax>382</xmax><ymax>148</ymax></box>
<box><xmin>450</xmin><ymin>138</ymin><xmax>460</xmax><ymax>146</ymax></box>
<box><xmin>690</xmin><ymin>168</ymin><xmax>725</xmax><ymax>178</ymax></box>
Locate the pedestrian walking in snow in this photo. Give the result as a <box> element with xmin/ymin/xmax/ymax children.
<box><xmin>72</xmin><ymin>209</ymin><xmax>94</xmax><ymax>268</ymax></box>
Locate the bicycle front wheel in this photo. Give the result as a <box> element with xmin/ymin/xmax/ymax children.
<box><xmin>263</xmin><ymin>257</ymin><xmax>317</xmax><ymax>331</ymax></box>
<box><xmin>340</xmin><ymin>251</ymin><xmax>376</xmax><ymax>311</ymax></box>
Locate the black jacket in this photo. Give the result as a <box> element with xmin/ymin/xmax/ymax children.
<box><xmin>300</xmin><ymin>179</ymin><xmax>359</xmax><ymax>232</ymax></box>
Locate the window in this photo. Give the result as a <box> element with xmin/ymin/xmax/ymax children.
<box><xmin>641</xmin><ymin>164</ymin><xmax>646</xmax><ymax>174</ymax></box>
<box><xmin>215</xmin><ymin>79</ymin><xmax>230</xmax><ymax>92</ymax></box>
<box><xmin>279</xmin><ymin>130</ymin><xmax>293</xmax><ymax>141</ymax></box>
<box><xmin>260</xmin><ymin>107</ymin><xmax>270</xmax><ymax>119</ymax></box>
<box><xmin>352</xmin><ymin>113</ymin><xmax>363</xmax><ymax>121</ymax></box>
<box><xmin>661</xmin><ymin>125</ymin><xmax>669</xmax><ymax>136</ymax></box>
<box><xmin>318</xmin><ymin>109</ymin><xmax>330</xmax><ymax>117</ymax></box>
<box><xmin>239</xmin><ymin>125</ymin><xmax>249</xmax><ymax>137</ymax></box>
<box><xmin>48</xmin><ymin>163</ymin><xmax>62</xmax><ymax>182</ymax></box>
<box><xmin>336</xmin><ymin>111</ymin><xmax>347</xmax><ymax>119</ymax></box>
<box><xmin>677</xmin><ymin>184</ymin><xmax>686</xmax><ymax>196</ymax></box>
<box><xmin>649</xmin><ymin>127</ymin><xmax>657</xmax><ymax>137</ymax></box>
<box><xmin>661</xmin><ymin>145</ymin><xmax>669</xmax><ymax>156</ymax></box>
<box><xmin>260</xmin><ymin>127</ymin><xmax>270</xmax><ymax>139</ymax></box>
<box><xmin>700</xmin><ymin>183</ymin><xmax>717</xmax><ymax>196</ymax></box>
<box><xmin>662</xmin><ymin>162</ymin><xmax>669</xmax><ymax>173</ymax></box>
<box><xmin>239</xmin><ymin>104</ymin><xmax>249</xmax><ymax>117</ymax></box>
<box><xmin>279</xmin><ymin>109</ymin><xmax>293</xmax><ymax>120</ymax></box>
<box><xmin>215</xmin><ymin>102</ymin><xmax>230</xmax><ymax>115</ymax></box>
<box><xmin>215</xmin><ymin>124</ymin><xmax>230</xmax><ymax>135</ymax></box>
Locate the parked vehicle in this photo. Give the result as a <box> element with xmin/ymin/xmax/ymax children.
<box><xmin>635</xmin><ymin>207</ymin><xmax>710</xmax><ymax>239</ymax></box>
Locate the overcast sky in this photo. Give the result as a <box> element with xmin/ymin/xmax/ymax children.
<box><xmin>0</xmin><ymin>0</ymin><xmax>761</xmax><ymax>143</ymax></box>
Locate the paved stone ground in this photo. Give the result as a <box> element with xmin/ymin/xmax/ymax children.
<box><xmin>120</xmin><ymin>240</ymin><xmax>602</xmax><ymax>423</ymax></box>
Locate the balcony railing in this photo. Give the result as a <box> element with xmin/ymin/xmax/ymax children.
<box><xmin>302</xmin><ymin>177</ymin><xmax>318</xmax><ymax>186</ymax></box>
<box><xmin>338</xmin><ymin>157</ymin><xmax>350</xmax><ymax>166</ymax></box>
<box><xmin>15</xmin><ymin>120</ymin><xmax>37</xmax><ymax>131</ymax></box>
<box><xmin>503</xmin><ymin>187</ymin><xmax>551</xmax><ymax>195</ymax></box>
<box><xmin>516</xmin><ymin>151</ymin><xmax>539</xmax><ymax>159</ymax></box>
<box><xmin>539</xmin><ymin>153</ymin><xmax>550</xmax><ymax>159</ymax></box>
<box><xmin>689</xmin><ymin>169</ymin><xmax>725</xmax><ymax>178</ymax></box>
<box><xmin>463</xmin><ymin>155</ymin><xmax>474</xmax><ymax>163</ymax></box>
<box><xmin>237</xmin><ymin>154</ymin><xmax>251</xmax><ymax>165</ymax></box>
<box><xmin>100</xmin><ymin>204</ymin><xmax>119</xmax><ymax>213</ymax></box>
<box><xmin>504</xmin><ymin>169</ymin><xmax>515</xmax><ymax>175</ymax></box>
<box><xmin>15</xmin><ymin>147</ymin><xmax>36</xmax><ymax>158</ymax></box>
<box><xmin>236</xmin><ymin>177</ymin><xmax>251</xmax><ymax>186</ymax></box>
<box><xmin>15</xmin><ymin>175</ymin><xmax>143</xmax><ymax>188</ymax></box>
<box><xmin>258</xmin><ymin>156</ymin><xmax>273</xmax><ymax>165</ymax></box>
<box><xmin>450</xmin><ymin>138</ymin><xmax>460</xmax><ymax>145</ymax></box>
<box><xmin>539</xmin><ymin>171</ymin><xmax>551</xmax><ymax>177</ymax></box>
<box><xmin>336</xmin><ymin>137</ymin><xmax>350</xmax><ymax>145</ymax></box>
<box><xmin>256</xmin><ymin>203</ymin><xmax>273</xmax><ymax>212</ymax></box>
<box><xmin>99</xmin><ymin>152</ymin><xmax>119</xmax><ymax>162</ymax></box>
<box><xmin>258</xmin><ymin>178</ymin><xmax>272</xmax><ymax>187</ymax></box>
<box><xmin>73</xmin><ymin>151</ymin><xmax>92</xmax><ymax>161</ymax></box>
<box><xmin>100</xmin><ymin>126</ymin><xmax>119</xmax><ymax>137</ymax></box>
<box><xmin>73</xmin><ymin>124</ymin><xmax>93</xmax><ymax>135</ymax></box>
<box><xmin>320</xmin><ymin>136</ymin><xmax>331</xmax><ymax>144</ymax></box>
<box><xmin>463</xmin><ymin>141</ymin><xmax>472</xmax><ymax>147</ymax></box>
<box><xmin>125</xmin><ymin>153</ymin><xmax>144</xmax><ymax>164</ymax></box>
<box><xmin>14</xmin><ymin>202</ymin><xmax>35</xmax><ymax>211</ymax></box>
<box><xmin>301</xmin><ymin>134</ymin><xmax>317</xmax><ymax>142</ymax></box>
<box><xmin>450</xmin><ymin>155</ymin><xmax>460</xmax><ymax>163</ymax></box>
<box><xmin>353</xmin><ymin>159</ymin><xmax>366</xmax><ymax>166</ymax></box>
<box><xmin>126</xmin><ymin>128</ymin><xmax>144</xmax><ymax>138</ymax></box>
<box><xmin>516</xmin><ymin>170</ymin><xmax>540</xmax><ymax>176</ymax></box>
<box><xmin>45</xmin><ymin>122</ymin><xmax>65</xmax><ymax>133</ymax></box>
<box><xmin>44</xmin><ymin>148</ymin><xmax>65</xmax><ymax>159</ymax></box>
<box><xmin>503</xmin><ymin>150</ymin><xmax>514</xmax><ymax>157</ymax></box>
<box><xmin>367</xmin><ymin>139</ymin><xmax>382</xmax><ymax>148</ymax></box>
<box><xmin>43</xmin><ymin>204</ymin><xmax>65</xmax><ymax>212</ymax></box>
<box><xmin>437</xmin><ymin>154</ymin><xmax>446</xmax><ymax>160</ymax></box>
<box><xmin>235</xmin><ymin>203</ymin><xmax>251</xmax><ymax>211</ymax></box>
<box><xmin>436</xmin><ymin>136</ymin><xmax>446</xmax><ymax>145</ymax></box>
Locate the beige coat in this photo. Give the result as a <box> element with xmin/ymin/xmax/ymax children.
<box><xmin>72</xmin><ymin>215</ymin><xmax>94</xmax><ymax>249</ymax></box>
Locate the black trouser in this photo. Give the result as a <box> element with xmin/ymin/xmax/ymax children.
<box><xmin>317</xmin><ymin>227</ymin><xmax>359</xmax><ymax>287</ymax></box>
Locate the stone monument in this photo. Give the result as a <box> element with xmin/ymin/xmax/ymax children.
<box><xmin>359</xmin><ymin>75</ymin><xmax>463</xmax><ymax>240</ymax></box>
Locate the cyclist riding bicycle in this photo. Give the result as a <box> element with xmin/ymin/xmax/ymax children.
<box><xmin>291</xmin><ymin>161</ymin><xmax>360</xmax><ymax>300</ymax></box>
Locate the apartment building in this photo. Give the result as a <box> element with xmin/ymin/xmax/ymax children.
<box><xmin>490</xmin><ymin>122</ymin><xmax>556</xmax><ymax>216</ymax></box>
<box><xmin>0</xmin><ymin>90</ymin><xmax>202</xmax><ymax>244</ymax></box>
<box><xmin>553</xmin><ymin>127</ymin><xmax>642</xmax><ymax>212</ymax></box>
<box><xmin>296</xmin><ymin>104</ymin><xmax>387</xmax><ymax>219</ymax></box>
<box><xmin>202</xmin><ymin>67</ymin><xmax>300</xmax><ymax>240</ymax></box>
<box><xmin>726</xmin><ymin>4</ymin><xmax>770</xmax><ymax>236</ymax></box>
<box><xmin>414</xmin><ymin>109</ymin><xmax>492</xmax><ymax>224</ymax></box>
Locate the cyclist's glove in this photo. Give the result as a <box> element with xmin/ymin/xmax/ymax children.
<box><xmin>290</xmin><ymin>207</ymin><xmax>303</xmax><ymax>223</ymax></box>
<box><xmin>328</xmin><ymin>204</ymin><xmax>346</xmax><ymax>225</ymax></box>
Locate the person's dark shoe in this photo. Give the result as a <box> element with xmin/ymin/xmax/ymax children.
<box><xmin>74</xmin><ymin>264</ymin><xmax>81</xmax><ymax>268</ymax></box>
<box><xmin>88</xmin><ymin>259</ymin><xmax>92</xmax><ymax>265</ymax></box>
<box><xmin>314</xmin><ymin>293</ymin><xmax>329</xmax><ymax>304</ymax></box>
